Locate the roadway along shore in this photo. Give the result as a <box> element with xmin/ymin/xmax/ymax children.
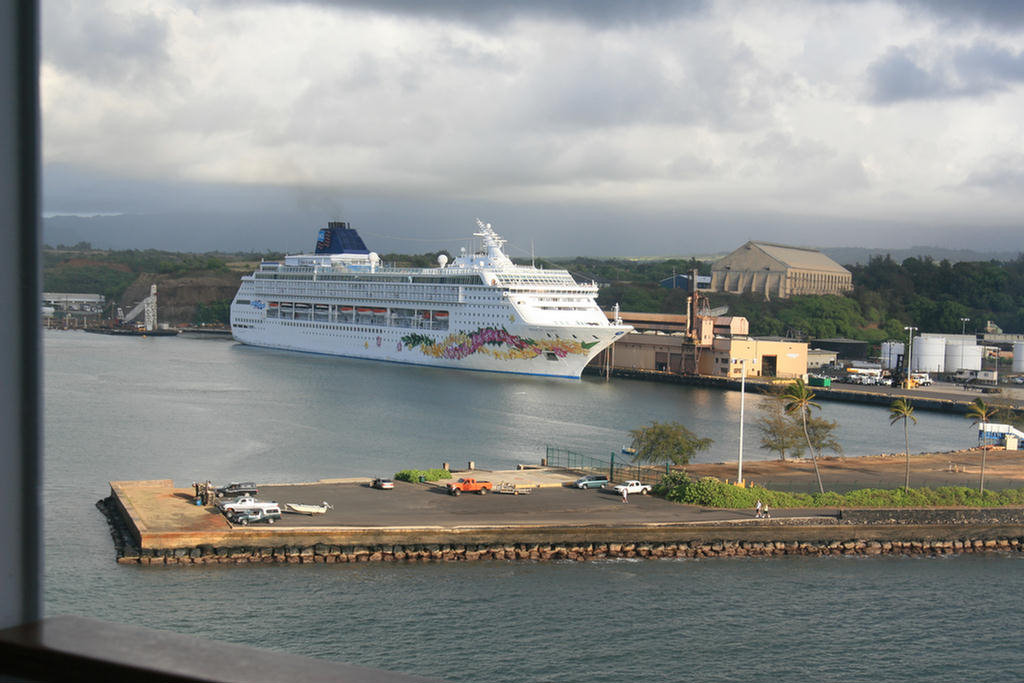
<box><xmin>584</xmin><ymin>367</ymin><xmax>1024</xmax><ymax>414</ymax></box>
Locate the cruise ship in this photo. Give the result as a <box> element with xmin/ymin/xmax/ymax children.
<box><xmin>230</xmin><ymin>220</ymin><xmax>632</xmax><ymax>378</ymax></box>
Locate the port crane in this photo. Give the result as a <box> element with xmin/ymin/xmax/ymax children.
<box><xmin>116</xmin><ymin>284</ymin><xmax>158</xmax><ymax>331</ymax></box>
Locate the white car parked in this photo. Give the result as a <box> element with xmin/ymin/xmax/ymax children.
<box><xmin>612</xmin><ymin>480</ymin><xmax>652</xmax><ymax>495</ymax></box>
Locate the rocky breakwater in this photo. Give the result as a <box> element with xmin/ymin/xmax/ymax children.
<box><xmin>108</xmin><ymin>537</ymin><xmax>1024</xmax><ymax>565</ymax></box>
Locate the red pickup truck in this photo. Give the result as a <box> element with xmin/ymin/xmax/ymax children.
<box><xmin>446</xmin><ymin>478</ymin><xmax>493</xmax><ymax>496</ymax></box>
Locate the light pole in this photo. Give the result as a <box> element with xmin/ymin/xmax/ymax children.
<box><xmin>733</xmin><ymin>358</ymin><xmax>747</xmax><ymax>486</ymax></box>
<box><xmin>904</xmin><ymin>326</ymin><xmax>917</xmax><ymax>387</ymax></box>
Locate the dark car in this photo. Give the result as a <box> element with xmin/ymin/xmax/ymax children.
<box><xmin>216</xmin><ymin>481</ymin><xmax>259</xmax><ymax>498</ymax></box>
<box><xmin>228</xmin><ymin>506</ymin><xmax>281</xmax><ymax>525</ymax></box>
<box><xmin>371</xmin><ymin>478</ymin><xmax>394</xmax><ymax>490</ymax></box>
<box><xmin>574</xmin><ymin>475</ymin><xmax>609</xmax><ymax>489</ymax></box>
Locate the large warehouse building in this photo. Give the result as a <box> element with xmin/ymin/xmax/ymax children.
<box><xmin>710</xmin><ymin>241</ymin><xmax>853</xmax><ymax>298</ymax></box>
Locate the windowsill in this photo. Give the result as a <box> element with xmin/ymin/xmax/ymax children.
<box><xmin>0</xmin><ymin>615</ymin><xmax>442</xmax><ymax>683</ymax></box>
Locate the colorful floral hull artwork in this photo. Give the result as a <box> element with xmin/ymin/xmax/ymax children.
<box><xmin>401</xmin><ymin>327</ymin><xmax>598</xmax><ymax>362</ymax></box>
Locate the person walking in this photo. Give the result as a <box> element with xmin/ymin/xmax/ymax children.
<box><xmin>762</xmin><ymin>503</ymin><xmax>771</xmax><ymax>519</ymax></box>
<box><xmin>621</xmin><ymin>486</ymin><xmax>629</xmax><ymax>504</ymax></box>
<box><xmin>755</xmin><ymin>500</ymin><xmax>763</xmax><ymax>518</ymax></box>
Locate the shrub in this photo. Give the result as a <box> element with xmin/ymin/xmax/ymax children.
<box><xmin>655</xmin><ymin>473</ymin><xmax>1024</xmax><ymax>509</ymax></box>
<box><xmin>394</xmin><ymin>468</ymin><xmax>452</xmax><ymax>483</ymax></box>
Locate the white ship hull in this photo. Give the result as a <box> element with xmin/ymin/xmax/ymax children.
<box><xmin>232</xmin><ymin>318</ymin><xmax>624</xmax><ymax>378</ymax></box>
<box><xmin>229</xmin><ymin>220</ymin><xmax>631</xmax><ymax>379</ymax></box>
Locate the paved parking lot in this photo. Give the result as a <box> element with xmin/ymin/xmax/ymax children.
<box><xmin>114</xmin><ymin>471</ymin><xmax>838</xmax><ymax>537</ymax></box>
<box><xmin>256</xmin><ymin>477</ymin><xmax>832</xmax><ymax>528</ymax></box>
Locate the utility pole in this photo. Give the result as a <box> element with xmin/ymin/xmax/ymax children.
<box><xmin>732</xmin><ymin>358</ymin><xmax>747</xmax><ymax>486</ymax></box>
<box><xmin>904</xmin><ymin>326</ymin><xmax>917</xmax><ymax>387</ymax></box>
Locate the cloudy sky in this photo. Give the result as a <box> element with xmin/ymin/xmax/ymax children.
<box><xmin>40</xmin><ymin>0</ymin><xmax>1024</xmax><ymax>256</ymax></box>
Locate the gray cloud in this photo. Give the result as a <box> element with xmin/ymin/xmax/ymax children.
<box><xmin>962</xmin><ymin>154</ymin><xmax>1024</xmax><ymax>192</ymax></box>
<box><xmin>867</xmin><ymin>42</ymin><xmax>1024</xmax><ymax>103</ymax></box>
<box><xmin>953</xmin><ymin>42</ymin><xmax>1024</xmax><ymax>89</ymax></box>
<box><xmin>39</xmin><ymin>0</ymin><xmax>1024</xmax><ymax>251</ymax></box>
<box><xmin>867</xmin><ymin>47</ymin><xmax>949</xmax><ymax>103</ymax></box>
<box><xmin>275</xmin><ymin>0</ymin><xmax>709</xmax><ymax>30</ymax></box>
<box><xmin>42</xmin><ymin>1</ymin><xmax>171</xmax><ymax>86</ymax></box>
<box><xmin>900</xmin><ymin>0</ymin><xmax>1024</xmax><ymax>30</ymax></box>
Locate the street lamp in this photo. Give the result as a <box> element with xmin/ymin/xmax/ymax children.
<box><xmin>732</xmin><ymin>358</ymin><xmax>747</xmax><ymax>486</ymax></box>
<box><xmin>960</xmin><ymin>317</ymin><xmax>970</xmax><ymax>335</ymax></box>
<box><xmin>904</xmin><ymin>326</ymin><xmax>917</xmax><ymax>388</ymax></box>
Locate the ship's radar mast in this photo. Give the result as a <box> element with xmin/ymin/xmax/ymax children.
<box><xmin>459</xmin><ymin>218</ymin><xmax>513</xmax><ymax>270</ymax></box>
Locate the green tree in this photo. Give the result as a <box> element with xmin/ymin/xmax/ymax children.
<box><xmin>782</xmin><ymin>378</ymin><xmax>825</xmax><ymax>493</ymax></box>
<box><xmin>193</xmin><ymin>300</ymin><xmax>231</xmax><ymax>325</ymax></box>
<box><xmin>628</xmin><ymin>421</ymin><xmax>713</xmax><ymax>466</ymax></box>
<box><xmin>798</xmin><ymin>415</ymin><xmax>842</xmax><ymax>459</ymax></box>
<box><xmin>755</xmin><ymin>401</ymin><xmax>803</xmax><ymax>461</ymax></box>
<box><xmin>966</xmin><ymin>398</ymin><xmax>999</xmax><ymax>493</ymax></box>
<box><xmin>889</xmin><ymin>398</ymin><xmax>917</xmax><ymax>491</ymax></box>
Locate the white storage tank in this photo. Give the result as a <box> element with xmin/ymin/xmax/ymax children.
<box><xmin>912</xmin><ymin>335</ymin><xmax>945</xmax><ymax>373</ymax></box>
<box><xmin>961</xmin><ymin>344</ymin><xmax>983</xmax><ymax>372</ymax></box>
<box><xmin>1014</xmin><ymin>341</ymin><xmax>1024</xmax><ymax>373</ymax></box>
<box><xmin>945</xmin><ymin>342</ymin><xmax>983</xmax><ymax>373</ymax></box>
<box><xmin>881</xmin><ymin>341</ymin><xmax>905</xmax><ymax>370</ymax></box>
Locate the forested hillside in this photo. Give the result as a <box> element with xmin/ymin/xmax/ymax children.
<box><xmin>585</xmin><ymin>254</ymin><xmax>1024</xmax><ymax>340</ymax></box>
<box><xmin>42</xmin><ymin>243</ymin><xmax>276</xmax><ymax>324</ymax></box>
<box><xmin>42</xmin><ymin>244</ymin><xmax>1024</xmax><ymax>337</ymax></box>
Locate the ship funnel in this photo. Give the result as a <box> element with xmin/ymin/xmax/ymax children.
<box><xmin>316</xmin><ymin>221</ymin><xmax>369</xmax><ymax>255</ymax></box>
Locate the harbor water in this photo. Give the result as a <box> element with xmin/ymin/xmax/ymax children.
<box><xmin>43</xmin><ymin>330</ymin><xmax>1023</xmax><ymax>682</ymax></box>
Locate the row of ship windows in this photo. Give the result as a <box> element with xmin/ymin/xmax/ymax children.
<box><xmin>537</xmin><ymin>306</ymin><xmax>592</xmax><ymax>311</ymax></box>
<box><xmin>278</xmin><ymin>321</ymin><xmax>401</xmax><ymax>334</ymax></box>
<box><xmin>254</xmin><ymin>273</ymin><xmax>482</xmax><ymax>285</ymax></box>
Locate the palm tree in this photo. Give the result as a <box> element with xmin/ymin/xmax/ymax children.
<box><xmin>889</xmin><ymin>398</ymin><xmax>917</xmax><ymax>491</ymax></box>
<box><xmin>782</xmin><ymin>378</ymin><xmax>825</xmax><ymax>494</ymax></box>
<box><xmin>966</xmin><ymin>398</ymin><xmax>999</xmax><ymax>493</ymax></box>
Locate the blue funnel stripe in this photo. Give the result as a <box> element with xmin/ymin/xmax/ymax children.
<box><xmin>314</xmin><ymin>221</ymin><xmax>370</xmax><ymax>255</ymax></box>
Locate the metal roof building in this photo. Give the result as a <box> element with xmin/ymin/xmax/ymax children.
<box><xmin>659</xmin><ymin>273</ymin><xmax>711</xmax><ymax>290</ymax></box>
<box><xmin>710</xmin><ymin>241</ymin><xmax>853</xmax><ymax>298</ymax></box>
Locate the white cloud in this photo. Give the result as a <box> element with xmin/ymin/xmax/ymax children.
<box><xmin>40</xmin><ymin>0</ymin><xmax>1024</xmax><ymax>250</ymax></box>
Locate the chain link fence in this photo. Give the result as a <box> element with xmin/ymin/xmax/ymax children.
<box><xmin>544</xmin><ymin>445</ymin><xmax>671</xmax><ymax>486</ymax></box>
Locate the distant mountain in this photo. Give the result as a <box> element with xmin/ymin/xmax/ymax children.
<box><xmin>823</xmin><ymin>246</ymin><xmax>1017</xmax><ymax>267</ymax></box>
<box><xmin>43</xmin><ymin>213</ymin><xmax>315</xmax><ymax>254</ymax></box>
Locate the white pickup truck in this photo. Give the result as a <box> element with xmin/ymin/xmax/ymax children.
<box><xmin>612</xmin><ymin>480</ymin><xmax>652</xmax><ymax>495</ymax></box>
<box><xmin>217</xmin><ymin>495</ymin><xmax>280</xmax><ymax>515</ymax></box>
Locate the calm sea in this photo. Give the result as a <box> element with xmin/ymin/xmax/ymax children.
<box><xmin>42</xmin><ymin>330</ymin><xmax>1023</xmax><ymax>682</ymax></box>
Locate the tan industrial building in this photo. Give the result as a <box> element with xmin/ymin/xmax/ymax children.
<box><xmin>710</xmin><ymin>241</ymin><xmax>852</xmax><ymax>298</ymax></box>
<box><xmin>593</xmin><ymin>330</ymin><xmax>807</xmax><ymax>379</ymax></box>
<box><xmin>594</xmin><ymin>281</ymin><xmax>807</xmax><ymax>378</ymax></box>
<box><xmin>699</xmin><ymin>337</ymin><xmax>808</xmax><ymax>379</ymax></box>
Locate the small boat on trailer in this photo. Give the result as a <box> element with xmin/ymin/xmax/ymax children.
<box><xmin>284</xmin><ymin>501</ymin><xmax>334</xmax><ymax>515</ymax></box>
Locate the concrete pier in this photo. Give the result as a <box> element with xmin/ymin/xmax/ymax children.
<box><xmin>99</xmin><ymin>473</ymin><xmax>1024</xmax><ymax>565</ymax></box>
